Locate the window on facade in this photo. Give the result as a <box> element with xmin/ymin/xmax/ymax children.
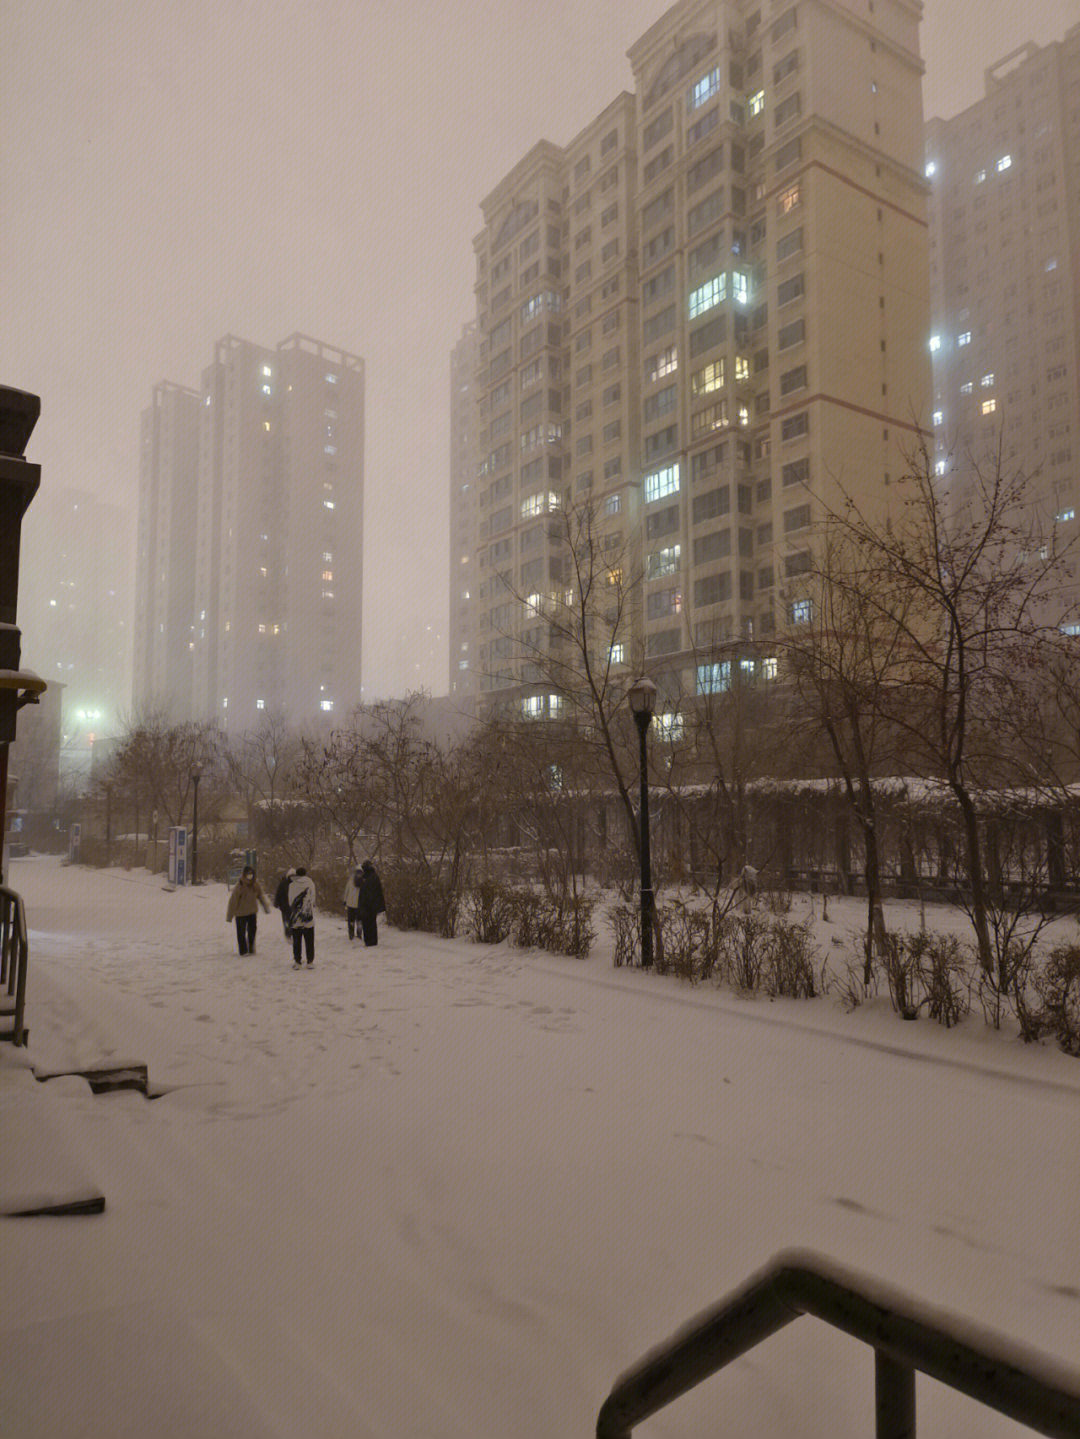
<box><xmin>781</xmin><ymin>411</ymin><xmax>809</xmax><ymax>441</ymax></box>
<box><xmin>647</xmin><ymin>544</ymin><xmax>681</xmax><ymax>578</ymax></box>
<box><xmin>697</xmin><ymin>660</ymin><xmax>731</xmax><ymax>694</ymax></box>
<box><xmin>783</xmin><ymin>504</ymin><xmax>811</xmax><ymax>532</ymax></box>
<box><xmin>691</xmin><ymin>359</ymin><xmax>725</xmax><ymax>395</ymax></box>
<box><xmin>776</xmin><ymin>226</ymin><xmax>803</xmax><ymax>261</ymax></box>
<box><xmin>779</xmin><ymin>364</ymin><xmax>807</xmax><ymax>395</ymax></box>
<box><xmin>689</xmin><ymin>66</ymin><xmax>721</xmax><ymax>110</ymax></box>
<box><xmin>644</xmin><ymin>462</ymin><xmax>680</xmax><ymax>503</ymax></box>
<box><xmin>689</xmin><ymin>273</ymin><xmax>727</xmax><ymax>318</ymax></box>
<box><xmin>777</xmin><ymin>273</ymin><xmax>805</xmax><ymax>306</ymax></box>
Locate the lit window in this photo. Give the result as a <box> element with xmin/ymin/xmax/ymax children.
<box><xmin>644</xmin><ymin>463</ymin><xmax>680</xmax><ymax>503</ymax></box>
<box><xmin>323</xmin><ymin>500</ymin><xmax>335</xmax><ymax>510</ymax></box>
<box><xmin>696</xmin><ymin>660</ymin><xmax>730</xmax><ymax>694</ymax></box>
<box><xmin>734</xmin><ymin>355</ymin><xmax>750</xmax><ymax>382</ymax></box>
<box><xmin>322</xmin><ymin>570</ymin><xmax>333</xmax><ymax>582</ymax></box>
<box><xmin>1046</xmin><ymin>257</ymin><xmax>1058</xmax><ymax>272</ymax></box>
<box><xmin>605</xmin><ymin>493</ymin><xmax>621</xmax><ymax>515</ymax></box>
<box><xmin>778</xmin><ymin>181</ymin><xmax>801</xmax><ymax>213</ymax></box>
<box><xmin>522</xmin><ymin>695</ymin><xmax>543</xmax><ymax>719</ymax></box>
<box><xmin>257</xmin><ymin>699</ymin><xmax>265</xmax><ymax>710</ymax></box>
<box><xmin>748</xmin><ymin>89</ymin><xmax>765</xmax><ymax>117</ymax></box>
<box><xmin>647</xmin><ymin>345</ymin><xmax>678</xmax><ymax>381</ymax></box>
<box><xmin>691</xmin><ymin>359</ymin><xmax>725</xmax><ymax>395</ymax></box>
<box><xmin>323</xmin><ymin>551</ymin><xmax>332</xmax><ymax>562</ymax></box>
<box><xmin>325</xmin><ymin>372</ymin><xmax>338</xmax><ymax>384</ymax></box>
<box><xmin>924</xmin><ymin>160</ymin><xmax>936</xmax><ymax>177</ymax></box>
<box><xmin>791</xmin><ymin>598</ymin><xmax>813</xmax><ymax>624</ymax></box>
<box><xmin>960</xmin><ymin>381</ymin><xmax>973</xmax><ymax>395</ymax></box>
<box><xmin>521</xmin><ymin>490</ymin><xmax>560</xmax><ymax>518</ymax></box>
<box><xmin>935</xmin><ymin>460</ymin><xmax>947</xmax><ymax>476</ymax></box>
<box><xmin>1057</xmin><ymin>509</ymin><xmax>1076</xmax><ymax>523</ymax></box>
<box><xmin>1061</xmin><ymin>624</ymin><xmax>1080</xmax><ymax>637</ymax></box>
<box><xmin>655</xmin><ymin>711</ymin><xmax>684</xmax><ymax>740</ymax></box>
<box><xmin>609</xmin><ymin>643</ymin><xmax>625</xmax><ymax>665</ymax></box>
<box><xmin>974</xmin><ymin>168</ymin><xmax>986</xmax><ymax>184</ymax></box>
<box><xmin>980</xmin><ymin>373</ymin><xmax>994</xmax><ymax>387</ymax></box>
<box><xmin>262</xmin><ymin>365</ymin><xmax>272</xmax><ymax>377</ymax></box>
<box><xmin>996</xmin><ymin>154</ymin><xmax>1012</xmax><ymax>172</ymax></box>
<box><xmin>732</xmin><ymin>270</ymin><xmax>749</xmax><ymax>305</ymax></box>
<box><xmin>261</xmin><ymin>384</ymin><xmax>272</xmax><ymax>396</ymax></box>
<box><xmin>762</xmin><ymin>656</ymin><xmax>778</xmax><ymax>680</ymax></box>
<box><xmin>688</xmin><ymin>273</ymin><xmax>726</xmax><ymax>318</ymax></box>
<box><xmin>689</xmin><ymin>66</ymin><xmax>720</xmax><ymax>110</ymax></box>
<box><xmin>929</xmin><ymin>335</ymin><xmax>941</xmax><ymax>352</ymax></box>
<box><xmin>324</xmin><ymin>444</ymin><xmax>337</xmax><ymax>455</ymax></box>
<box><xmin>320</xmin><ymin>699</ymin><xmax>334</xmax><ymax>711</ymax></box>
<box><xmin>223</xmin><ymin>697</ymin><xmax>228</xmax><ymax>709</ymax></box>
<box><xmin>647</xmin><ymin>545</ymin><xmax>681</xmax><ymax>578</ymax></box>
<box><xmin>957</xmin><ymin>331</ymin><xmax>971</xmax><ymax>346</ymax></box>
<box><xmin>932</xmin><ymin>410</ymin><xmax>943</xmax><ymax>426</ymax></box>
<box><xmin>981</xmin><ymin>398</ymin><xmax>996</xmax><ymax>415</ymax></box>
<box><xmin>258</xmin><ymin>624</ymin><xmax>267</xmax><ymax>634</ymax></box>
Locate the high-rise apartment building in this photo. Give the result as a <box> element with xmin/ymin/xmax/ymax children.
<box><xmin>459</xmin><ymin>0</ymin><xmax>930</xmax><ymax>719</ymax></box>
<box><xmin>135</xmin><ymin>333</ymin><xmax>365</xmax><ymax>732</ymax></box>
<box><xmin>449</xmin><ymin>322</ymin><xmax>481</xmax><ymax>700</ymax></box>
<box><xmin>925</xmin><ymin>26</ymin><xmax>1080</xmax><ymax>553</ymax></box>
<box><xmin>134</xmin><ymin>382</ymin><xmax>201</xmax><ymax>720</ymax></box>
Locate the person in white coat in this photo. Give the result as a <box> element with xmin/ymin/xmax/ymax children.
<box><xmin>287</xmin><ymin>867</ymin><xmax>317</xmax><ymax>968</ymax></box>
<box><xmin>342</xmin><ymin>866</ymin><xmax>363</xmax><ymax>941</ymax></box>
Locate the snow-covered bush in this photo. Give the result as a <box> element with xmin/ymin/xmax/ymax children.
<box><xmin>1033</xmin><ymin>944</ymin><xmax>1080</xmax><ymax>1055</ymax></box>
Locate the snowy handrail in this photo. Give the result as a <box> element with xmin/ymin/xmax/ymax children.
<box><xmin>0</xmin><ymin>884</ymin><xmax>29</xmax><ymax>1046</ymax></box>
<box><xmin>596</xmin><ymin>1248</ymin><xmax>1080</xmax><ymax>1438</ymax></box>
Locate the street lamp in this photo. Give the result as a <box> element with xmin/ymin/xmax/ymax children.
<box><xmin>104</xmin><ymin>781</ymin><xmax>113</xmax><ymax>868</ymax></box>
<box><xmin>190</xmin><ymin>763</ymin><xmax>203</xmax><ymax>886</ymax></box>
<box><xmin>627</xmin><ymin>675</ymin><xmax>658</xmax><ymax>969</ymax></box>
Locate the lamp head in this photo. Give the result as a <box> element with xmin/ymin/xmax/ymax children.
<box><xmin>627</xmin><ymin>675</ymin><xmax>658</xmax><ymax>719</ymax></box>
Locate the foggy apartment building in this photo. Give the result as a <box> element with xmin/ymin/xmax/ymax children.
<box><xmin>449</xmin><ymin>321</ymin><xmax>481</xmax><ymax>700</ymax></box>
<box><xmin>463</xmin><ymin>0</ymin><xmax>930</xmax><ymax>721</ymax></box>
<box><xmin>134</xmin><ymin>382</ymin><xmax>201</xmax><ymax>722</ymax></box>
<box><xmin>136</xmin><ymin>334</ymin><xmax>365</xmax><ymax>733</ymax></box>
<box><xmin>925</xmin><ymin>25</ymin><xmax>1080</xmax><ymax>596</ymax></box>
<box><xmin>21</xmin><ymin>488</ymin><xmax>132</xmax><ymax>750</ymax></box>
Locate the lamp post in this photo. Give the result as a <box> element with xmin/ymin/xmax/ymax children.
<box><xmin>190</xmin><ymin>764</ymin><xmax>203</xmax><ymax>886</ymax></box>
<box><xmin>627</xmin><ymin>675</ymin><xmax>657</xmax><ymax>969</ymax></box>
<box><xmin>104</xmin><ymin>781</ymin><xmax>113</xmax><ymax>868</ymax></box>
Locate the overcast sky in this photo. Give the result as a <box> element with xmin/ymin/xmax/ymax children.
<box><xmin>3</xmin><ymin>0</ymin><xmax>1078</xmax><ymax>703</ymax></box>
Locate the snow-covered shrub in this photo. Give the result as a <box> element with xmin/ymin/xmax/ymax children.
<box><xmin>548</xmin><ymin>897</ymin><xmax>595</xmax><ymax>958</ymax></box>
<box><xmin>383</xmin><ymin>865</ymin><xmax>460</xmax><ymax>938</ymax></box>
<box><xmin>1033</xmin><ymin>944</ymin><xmax>1080</xmax><ymax>1055</ymax></box>
<box><xmin>656</xmin><ymin>902</ymin><xmax>706</xmax><ymax>981</ymax></box>
<box><xmin>465</xmin><ymin>880</ymin><xmax>514</xmax><ymax>945</ymax></box>
<box><xmin>881</xmin><ymin>933</ymin><xmax>921</xmax><ymax>1019</ymax></box>
<box><xmin>721</xmin><ymin>911</ymin><xmax>771</xmax><ymax>992</ymax></box>
<box><xmin>915</xmin><ymin>933</ymin><xmax>970</xmax><ymax>1028</ymax></box>
<box><xmin>609</xmin><ymin>905</ymin><xmax>638</xmax><ymax>967</ymax></box>
<box><xmin>762</xmin><ymin>918</ymin><xmax>818</xmax><ymax>999</ymax></box>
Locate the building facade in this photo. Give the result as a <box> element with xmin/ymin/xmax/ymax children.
<box><xmin>135</xmin><ymin>333</ymin><xmax>365</xmax><ymax>732</ymax></box>
<box><xmin>449</xmin><ymin>322</ymin><xmax>481</xmax><ymax>700</ymax></box>
<box><xmin>134</xmin><ymin>382</ymin><xmax>201</xmax><ymax>720</ymax></box>
<box><xmin>460</xmin><ymin>0</ymin><xmax>930</xmax><ymax>722</ymax></box>
<box><xmin>925</xmin><ymin>26</ymin><xmax>1080</xmax><ymax>559</ymax></box>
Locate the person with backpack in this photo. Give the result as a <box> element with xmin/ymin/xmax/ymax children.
<box><xmin>225</xmin><ymin>866</ymin><xmax>271</xmax><ymax>956</ymax></box>
<box><xmin>355</xmin><ymin>859</ymin><xmax>386</xmax><ymax>948</ymax></box>
<box><xmin>287</xmin><ymin>867</ymin><xmax>317</xmax><ymax>968</ymax></box>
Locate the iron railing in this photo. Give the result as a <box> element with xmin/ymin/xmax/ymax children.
<box><xmin>0</xmin><ymin>883</ymin><xmax>29</xmax><ymax>1046</ymax></box>
<box><xmin>597</xmin><ymin>1249</ymin><xmax>1080</xmax><ymax>1438</ymax></box>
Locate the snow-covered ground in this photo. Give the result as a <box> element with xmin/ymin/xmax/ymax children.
<box><xmin>2</xmin><ymin>854</ymin><xmax>1078</xmax><ymax>1438</ymax></box>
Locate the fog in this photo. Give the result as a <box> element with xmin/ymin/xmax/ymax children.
<box><xmin>2</xmin><ymin>0</ymin><xmax>1076</xmax><ymax>714</ymax></box>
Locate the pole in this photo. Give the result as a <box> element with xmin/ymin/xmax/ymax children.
<box><xmin>105</xmin><ymin>783</ymin><xmax>112</xmax><ymax>867</ymax></box>
<box><xmin>191</xmin><ymin>774</ymin><xmax>200</xmax><ymax>885</ymax></box>
<box><xmin>636</xmin><ymin>709</ymin><xmax>654</xmax><ymax>969</ymax></box>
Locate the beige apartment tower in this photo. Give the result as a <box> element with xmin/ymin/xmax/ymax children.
<box><xmin>460</xmin><ymin>0</ymin><xmax>930</xmax><ymax>718</ymax></box>
<box><xmin>925</xmin><ymin>25</ymin><xmax>1080</xmax><ymax>566</ymax></box>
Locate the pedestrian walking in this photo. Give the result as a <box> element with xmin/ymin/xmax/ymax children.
<box><xmin>273</xmin><ymin>868</ymin><xmax>295</xmax><ymax>945</ymax></box>
<box><xmin>355</xmin><ymin>859</ymin><xmax>386</xmax><ymax>948</ymax></box>
<box><xmin>226</xmin><ymin>866</ymin><xmax>271</xmax><ymax>955</ymax></box>
<box><xmin>343</xmin><ymin>866</ymin><xmax>363</xmax><ymax>940</ymax></box>
<box><xmin>287</xmin><ymin>866</ymin><xmax>317</xmax><ymax>968</ymax></box>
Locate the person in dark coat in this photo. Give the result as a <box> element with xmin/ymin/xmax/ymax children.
<box><xmin>225</xmin><ymin>866</ymin><xmax>271</xmax><ymax>955</ymax></box>
<box><xmin>273</xmin><ymin>868</ymin><xmax>295</xmax><ymax>944</ymax></box>
<box><xmin>355</xmin><ymin>859</ymin><xmax>386</xmax><ymax>947</ymax></box>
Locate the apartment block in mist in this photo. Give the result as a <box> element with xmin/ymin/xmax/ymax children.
<box><xmin>449</xmin><ymin>322</ymin><xmax>481</xmax><ymax>699</ymax></box>
<box><xmin>134</xmin><ymin>333</ymin><xmax>365</xmax><ymax>732</ymax></box>
<box><xmin>925</xmin><ymin>25</ymin><xmax>1080</xmax><ymax>569</ymax></box>
<box><xmin>459</xmin><ymin>0</ymin><xmax>930</xmax><ymax>719</ymax></box>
